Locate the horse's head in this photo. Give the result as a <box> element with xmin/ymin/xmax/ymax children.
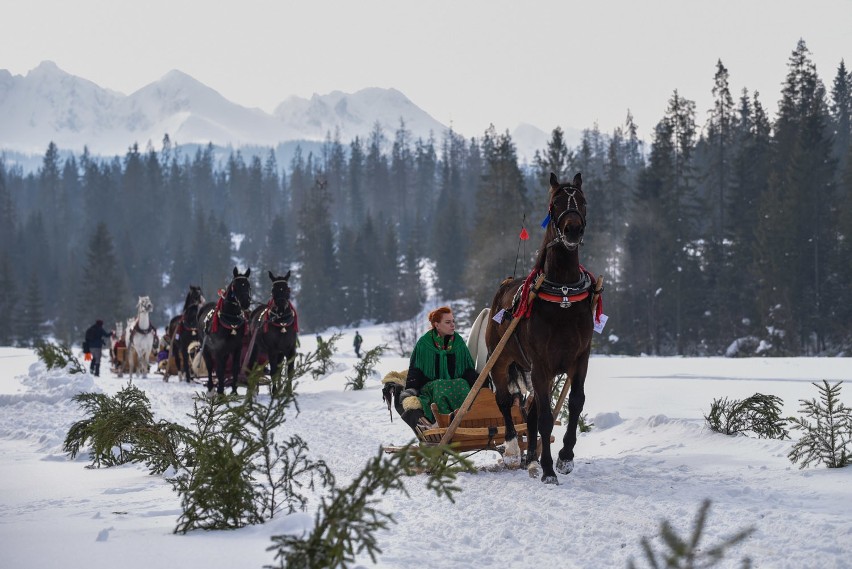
<box><xmin>186</xmin><ymin>285</ymin><xmax>205</xmax><ymax>308</ymax></box>
<box><xmin>268</xmin><ymin>270</ymin><xmax>291</xmax><ymax>309</ymax></box>
<box><xmin>137</xmin><ymin>296</ymin><xmax>153</xmax><ymax>314</ymax></box>
<box><xmin>228</xmin><ymin>266</ymin><xmax>252</xmax><ymax>311</ymax></box>
<box><xmin>547</xmin><ymin>172</ymin><xmax>586</xmax><ymax>251</ymax></box>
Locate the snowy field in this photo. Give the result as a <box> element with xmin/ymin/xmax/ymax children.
<box><xmin>1</xmin><ymin>323</ymin><xmax>850</xmax><ymax>569</ymax></box>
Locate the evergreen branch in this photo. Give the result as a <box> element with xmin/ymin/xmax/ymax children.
<box><xmin>267</xmin><ymin>444</ymin><xmax>471</xmax><ymax>569</ymax></box>
<box><xmin>629</xmin><ymin>499</ymin><xmax>755</xmax><ymax>568</ymax></box>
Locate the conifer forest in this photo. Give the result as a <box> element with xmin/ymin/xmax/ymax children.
<box><xmin>1</xmin><ymin>41</ymin><xmax>850</xmax><ymax>356</ymax></box>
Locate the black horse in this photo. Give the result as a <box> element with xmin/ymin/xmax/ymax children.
<box><xmin>165</xmin><ymin>285</ymin><xmax>205</xmax><ymax>382</ymax></box>
<box><xmin>485</xmin><ymin>172</ymin><xmax>599</xmax><ymax>484</ymax></box>
<box><xmin>197</xmin><ymin>267</ymin><xmax>252</xmax><ymax>395</ymax></box>
<box><xmin>246</xmin><ymin>270</ymin><xmax>298</xmax><ymax>384</ymax></box>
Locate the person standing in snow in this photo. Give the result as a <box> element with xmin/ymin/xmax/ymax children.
<box><xmin>84</xmin><ymin>320</ymin><xmax>111</xmax><ymax>376</ymax></box>
<box><xmin>353</xmin><ymin>330</ymin><xmax>363</xmax><ymax>358</ymax></box>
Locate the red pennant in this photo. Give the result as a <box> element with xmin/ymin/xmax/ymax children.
<box><xmin>519</xmin><ymin>227</ymin><xmax>529</xmax><ymax>240</ymax></box>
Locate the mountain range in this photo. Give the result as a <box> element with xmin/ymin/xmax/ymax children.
<box><xmin>0</xmin><ymin>61</ymin><xmax>574</xmax><ymax>164</ymax></box>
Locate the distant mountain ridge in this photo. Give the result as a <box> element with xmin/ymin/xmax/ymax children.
<box><xmin>0</xmin><ymin>61</ymin><xmax>573</xmax><ymax>162</ymax></box>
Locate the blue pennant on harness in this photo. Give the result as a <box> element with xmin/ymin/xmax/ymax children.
<box><xmin>540</xmin><ymin>213</ymin><xmax>551</xmax><ymax>228</ymax></box>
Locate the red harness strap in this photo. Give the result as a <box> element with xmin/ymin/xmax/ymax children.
<box><xmin>512</xmin><ymin>265</ymin><xmax>604</xmax><ymax>323</ymax></box>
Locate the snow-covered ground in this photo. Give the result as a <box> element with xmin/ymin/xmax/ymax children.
<box><xmin>1</xmin><ymin>323</ymin><xmax>850</xmax><ymax>569</ymax></box>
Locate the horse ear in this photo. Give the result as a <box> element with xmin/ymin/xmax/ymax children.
<box><xmin>572</xmin><ymin>172</ymin><xmax>582</xmax><ymax>189</ymax></box>
<box><xmin>268</xmin><ymin>270</ymin><xmax>275</xmax><ymax>281</ymax></box>
<box><xmin>284</xmin><ymin>270</ymin><xmax>291</xmax><ymax>281</ymax></box>
<box><xmin>550</xmin><ymin>172</ymin><xmax>559</xmax><ymax>189</ymax></box>
<box><xmin>245</xmin><ymin>267</ymin><xmax>251</xmax><ymax>277</ymax></box>
<box><xmin>233</xmin><ymin>266</ymin><xmax>239</xmax><ymax>277</ymax></box>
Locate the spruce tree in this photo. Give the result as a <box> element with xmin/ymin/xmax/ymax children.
<box><xmin>0</xmin><ymin>255</ymin><xmax>18</xmax><ymax>346</ymax></box>
<box><xmin>295</xmin><ymin>179</ymin><xmax>338</xmax><ymax>331</ymax></box>
<box><xmin>464</xmin><ymin>126</ymin><xmax>527</xmax><ymax>309</ymax></box>
<box><xmin>19</xmin><ymin>271</ymin><xmax>46</xmax><ymax>347</ymax></box>
<box><xmin>79</xmin><ymin>223</ymin><xmax>128</xmax><ymax>329</ymax></box>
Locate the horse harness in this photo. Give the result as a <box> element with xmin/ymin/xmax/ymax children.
<box><xmin>544</xmin><ymin>183</ymin><xmax>587</xmax><ymax>251</ymax></box>
<box><xmin>259</xmin><ymin>299</ymin><xmax>296</xmax><ymax>333</ymax></box>
<box><xmin>511</xmin><ymin>270</ymin><xmax>593</xmax><ymax>312</ymax></box>
<box><xmin>208</xmin><ymin>276</ymin><xmax>250</xmax><ymax>335</ymax></box>
<box><xmin>129</xmin><ymin>320</ymin><xmax>157</xmax><ymax>344</ymax></box>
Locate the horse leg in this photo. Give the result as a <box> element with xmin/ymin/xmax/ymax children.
<box><xmin>182</xmin><ymin>341</ymin><xmax>193</xmax><ymax>383</ymax></box>
<box><xmin>525</xmin><ymin>395</ymin><xmax>541</xmax><ymax>478</ymax></box>
<box><xmin>230</xmin><ymin>343</ymin><xmax>242</xmax><ymax>395</ymax></box>
<box><xmin>204</xmin><ymin>350</ymin><xmax>216</xmax><ymax>394</ymax></box>
<box><xmin>557</xmin><ymin>356</ymin><xmax>589</xmax><ymax>475</ymax></box>
<box><xmin>533</xmin><ymin>375</ymin><xmax>558</xmax><ymax>484</ymax></box>
<box><xmin>492</xmin><ymin>361</ymin><xmax>521</xmax><ymax>468</ymax></box>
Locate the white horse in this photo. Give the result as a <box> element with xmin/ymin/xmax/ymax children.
<box><xmin>121</xmin><ymin>296</ymin><xmax>157</xmax><ymax>379</ymax></box>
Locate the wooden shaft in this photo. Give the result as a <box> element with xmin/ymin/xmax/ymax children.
<box><xmin>240</xmin><ymin>323</ymin><xmax>261</xmax><ymax>377</ymax></box>
<box><xmin>554</xmin><ymin>374</ymin><xmax>573</xmax><ymax>420</ymax></box>
<box><xmin>439</xmin><ymin>274</ymin><xmax>546</xmax><ymax>445</ymax></box>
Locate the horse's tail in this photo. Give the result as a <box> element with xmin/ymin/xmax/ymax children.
<box><xmin>466</xmin><ymin>307</ymin><xmax>491</xmax><ymax>373</ymax></box>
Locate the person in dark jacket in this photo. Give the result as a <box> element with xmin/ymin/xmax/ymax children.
<box><xmin>84</xmin><ymin>320</ymin><xmax>111</xmax><ymax>376</ymax></box>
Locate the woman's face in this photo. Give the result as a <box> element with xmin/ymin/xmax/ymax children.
<box><xmin>434</xmin><ymin>312</ymin><xmax>456</xmax><ymax>337</ymax></box>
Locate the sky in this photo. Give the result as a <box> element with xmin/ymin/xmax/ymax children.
<box><xmin>2</xmin><ymin>0</ymin><xmax>850</xmax><ymax>141</ymax></box>
<box><xmin>1</xmin><ymin>323</ymin><xmax>851</xmax><ymax>569</ymax></box>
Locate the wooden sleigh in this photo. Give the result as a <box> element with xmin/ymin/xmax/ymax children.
<box><xmin>384</xmin><ymin>274</ymin><xmax>601</xmax><ymax>458</ymax></box>
<box><xmin>417</xmin><ymin>388</ymin><xmax>558</xmax><ymax>454</ymax></box>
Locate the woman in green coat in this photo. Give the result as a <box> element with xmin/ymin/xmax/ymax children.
<box><xmin>398</xmin><ymin>306</ymin><xmax>478</xmax><ymax>433</ymax></box>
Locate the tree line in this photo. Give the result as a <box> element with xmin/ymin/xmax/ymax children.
<box><xmin>0</xmin><ymin>40</ymin><xmax>849</xmax><ymax>356</ymax></box>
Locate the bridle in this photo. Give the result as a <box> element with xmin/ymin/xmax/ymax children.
<box><xmin>544</xmin><ymin>184</ymin><xmax>586</xmax><ymax>251</ymax></box>
<box><xmin>224</xmin><ymin>275</ymin><xmax>251</xmax><ymax>312</ymax></box>
<box><xmin>271</xmin><ymin>279</ymin><xmax>291</xmax><ymax>309</ymax></box>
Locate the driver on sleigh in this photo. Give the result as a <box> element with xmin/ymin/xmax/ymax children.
<box><xmin>382</xmin><ymin>306</ymin><xmax>479</xmax><ymax>436</ymax></box>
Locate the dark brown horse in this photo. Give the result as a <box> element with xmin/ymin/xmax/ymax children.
<box><xmin>198</xmin><ymin>267</ymin><xmax>252</xmax><ymax>395</ymax></box>
<box><xmin>165</xmin><ymin>285</ymin><xmax>205</xmax><ymax>382</ymax></box>
<box><xmin>485</xmin><ymin>172</ymin><xmax>597</xmax><ymax>484</ymax></box>
<box><xmin>245</xmin><ymin>270</ymin><xmax>298</xmax><ymax>383</ymax></box>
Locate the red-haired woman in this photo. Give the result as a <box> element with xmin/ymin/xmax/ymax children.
<box><xmin>396</xmin><ymin>306</ymin><xmax>478</xmax><ymax>434</ymax></box>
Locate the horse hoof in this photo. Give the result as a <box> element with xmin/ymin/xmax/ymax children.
<box><xmin>527</xmin><ymin>461</ymin><xmax>542</xmax><ymax>478</ymax></box>
<box><xmin>542</xmin><ymin>474</ymin><xmax>559</xmax><ymax>485</ymax></box>
<box><xmin>502</xmin><ymin>438</ymin><xmax>522</xmax><ymax>469</ymax></box>
<box><xmin>556</xmin><ymin>458</ymin><xmax>574</xmax><ymax>475</ymax></box>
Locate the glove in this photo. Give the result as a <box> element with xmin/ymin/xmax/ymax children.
<box><xmin>381</xmin><ymin>382</ymin><xmax>402</xmax><ymax>403</ymax></box>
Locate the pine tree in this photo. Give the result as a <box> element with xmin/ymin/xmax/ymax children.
<box><xmin>760</xmin><ymin>40</ymin><xmax>836</xmax><ymax>353</ymax></box>
<box><xmin>464</xmin><ymin>126</ymin><xmax>527</xmax><ymax>309</ymax></box>
<box><xmin>702</xmin><ymin>60</ymin><xmax>738</xmax><ymax>350</ymax></box>
<box><xmin>79</xmin><ymin>223</ymin><xmax>128</xmax><ymax>329</ymax></box>
<box><xmin>19</xmin><ymin>271</ymin><xmax>46</xmax><ymax>347</ymax></box>
<box><xmin>295</xmin><ymin>179</ymin><xmax>338</xmax><ymax>331</ymax></box>
<box><xmin>829</xmin><ymin>60</ymin><xmax>852</xmax><ymax>182</ymax></box>
<box><xmin>0</xmin><ymin>160</ymin><xmax>16</xmax><ymax>261</ymax></box>
<box><xmin>729</xmin><ymin>90</ymin><xmax>772</xmax><ymax>343</ymax></box>
<box><xmin>533</xmin><ymin>126</ymin><xmax>573</xmax><ymax>189</ymax></box>
<box><xmin>391</xmin><ymin>119</ymin><xmax>415</xmax><ymax>246</ymax></box>
<box><xmin>431</xmin><ymin>129</ymin><xmax>470</xmax><ymax>299</ymax></box>
<box><xmin>0</xmin><ymin>254</ymin><xmax>18</xmax><ymax>346</ymax></box>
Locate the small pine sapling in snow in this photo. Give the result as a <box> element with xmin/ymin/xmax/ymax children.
<box><xmin>313</xmin><ymin>332</ymin><xmax>342</xmax><ymax>378</ymax></box>
<box><xmin>788</xmin><ymin>380</ymin><xmax>852</xmax><ymax>469</ymax></box>
<box><xmin>704</xmin><ymin>393</ymin><xmax>788</xmax><ymax>439</ymax></box>
<box><xmin>628</xmin><ymin>499</ymin><xmax>755</xmax><ymax>569</ymax></box>
<box><xmin>35</xmin><ymin>340</ymin><xmax>85</xmax><ymax>374</ymax></box>
<box><xmin>267</xmin><ymin>444</ymin><xmax>472</xmax><ymax>569</ymax></box>
<box><xmin>63</xmin><ymin>382</ymin><xmax>155</xmax><ymax>467</ymax></box>
<box><xmin>346</xmin><ymin>344</ymin><xmax>386</xmax><ymax>391</ymax></box>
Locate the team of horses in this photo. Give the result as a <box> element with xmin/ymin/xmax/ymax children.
<box><xmin>108</xmin><ymin>268</ymin><xmax>299</xmax><ymax>395</ymax></box>
<box><xmin>99</xmin><ymin>171</ymin><xmax>598</xmax><ymax>484</ymax></box>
